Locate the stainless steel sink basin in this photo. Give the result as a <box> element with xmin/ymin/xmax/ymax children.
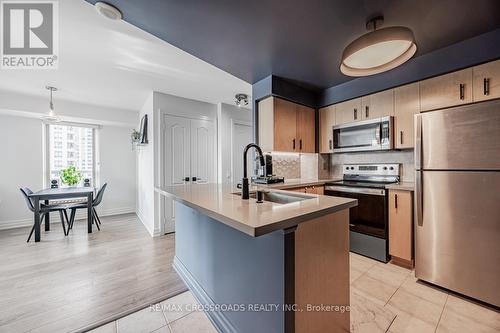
<box><xmin>233</xmin><ymin>191</ymin><xmax>312</xmax><ymax>204</ymax></box>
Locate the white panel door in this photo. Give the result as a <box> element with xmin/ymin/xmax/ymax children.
<box><xmin>190</xmin><ymin>119</ymin><xmax>215</xmax><ymax>184</ymax></box>
<box><xmin>231</xmin><ymin>121</ymin><xmax>252</xmax><ymax>185</ymax></box>
<box><xmin>163</xmin><ymin>115</ymin><xmax>191</xmax><ymax>233</ymax></box>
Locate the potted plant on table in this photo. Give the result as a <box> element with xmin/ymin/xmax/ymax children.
<box><xmin>60</xmin><ymin>166</ymin><xmax>82</xmax><ymax>187</ymax></box>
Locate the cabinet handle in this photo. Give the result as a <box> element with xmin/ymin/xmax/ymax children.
<box><xmin>354</xmin><ymin>108</ymin><xmax>358</xmax><ymax>120</ymax></box>
<box><xmin>192</xmin><ymin>177</ymin><xmax>197</xmax><ymax>182</ymax></box>
<box><xmin>329</xmin><ymin>139</ymin><xmax>332</xmax><ymax>150</ymax></box>
<box><xmin>292</xmin><ymin>139</ymin><xmax>296</xmax><ymax>150</ymax></box>
<box><xmin>459</xmin><ymin>83</ymin><xmax>465</xmax><ymax>100</ymax></box>
<box><xmin>484</xmin><ymin>78</ymin><xmax>490</xmax><ymax>96</ymax></box>
<box><xmin>400</xmin><ymin>131</ymin><xmax>404</xmax><ymax>145</ymax></box>
<box><xmin>184</xmin><ymin>177</ymin><xmax>190</xmax><ymax>182</ymax></box>
<box><xmin>365</xmin><ymin>106</ymin><xmax>369</xmax><ymax>118</ymax></box>
<box><xmin>395</xmin><ymin>194</ymin><xmax>398</xmax><ymax>209</ymax></box>
<box><xmin>299</xmin><ymin>139</ymin><xmax>302</xmax><ymax>150</ymax></box>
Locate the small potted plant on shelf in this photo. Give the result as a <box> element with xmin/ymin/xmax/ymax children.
<box><xmin>60</xmin><ymin>166</ymin><xmax>82</xmax><ymax>187</ymax></box>
<box><xmin>131</xmin><ymin>129</ymin><xmax>141</xmax><ymax>150</ymax></box>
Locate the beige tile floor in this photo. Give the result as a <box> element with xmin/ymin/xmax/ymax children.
<box><xmin>91</xmin><ymin>252</ymin><xmax>500</xmax><ymax>333</ymax></box>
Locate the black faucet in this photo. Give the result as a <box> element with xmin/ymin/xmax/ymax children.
<box><xmin>242</xmin><ymin>143</ymin><xmax>265</xmax><ymax>199</ymax></box>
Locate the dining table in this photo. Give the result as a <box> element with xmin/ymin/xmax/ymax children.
<box><xmin>28</xmin><ymin>187</ymin><xmax>95</xmax><ymax>242</ymax></box>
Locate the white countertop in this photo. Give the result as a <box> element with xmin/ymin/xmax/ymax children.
<box><xmin>156</xmin><ymin>184</ymin><xmax>357</xmax><ymax>237</ymax></box>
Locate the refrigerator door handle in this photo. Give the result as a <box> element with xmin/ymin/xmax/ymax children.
<box><xmin>415</xmin><ymin>171</ymin><xmax>423</xmax><ymax>227</ymax></box>
<box><xmin>415</xmin><ymin>114</ymin><xmax>422</xmax><ymax>170</ymax></box>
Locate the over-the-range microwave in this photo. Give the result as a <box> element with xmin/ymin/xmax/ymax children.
<box><xmin>332</xmin><ymin>116</ymin><xmax>393</xmax><ymax>153</ymax></box>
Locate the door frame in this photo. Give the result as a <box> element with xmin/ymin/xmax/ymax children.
<box><xmin>230</xmin><ymin>119</ymin><xmax>253</xmax><ymax>185</ymax></box>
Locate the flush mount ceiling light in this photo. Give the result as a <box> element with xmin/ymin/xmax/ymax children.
<box><xmin>340</xmin><ymin>16</ymin><xmax>417</xmax><ymax>77</ymax></box>
<box><xmin>95</xmin><ymin>2</ymin><xmax>122</xmax><ymax>20</ymax></box>
<box><xmin>235</xmin><ymin>93</ymin><xmax>249</xmax><ymax>107</ymax></box>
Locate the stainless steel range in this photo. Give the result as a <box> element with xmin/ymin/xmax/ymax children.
<box><xmin>325</xmin><ymin>163</ymin><xmax>400</xmax><ymax>262</ymax></box>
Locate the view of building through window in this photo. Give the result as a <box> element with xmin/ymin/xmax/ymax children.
<box><xmin>48</xmin><ymin>124</ymin><xmax>94</xmax><ymax>185</ymax></box>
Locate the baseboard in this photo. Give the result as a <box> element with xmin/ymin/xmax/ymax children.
<box><xmin>0</xmin><ymin>207</ymin><xmax>136</xmax><ymax>231</ymax></box>
<box><xmin>173</xmin><ymin>256</ymin><xmax>237</xmax><ymax>333</ymax></box>
<box><xmin>136</xmin><ymin>209</ymin><xmax>154</xmax><ymax>237</ymax></box>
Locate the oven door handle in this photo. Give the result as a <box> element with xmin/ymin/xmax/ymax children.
<box><xmin>325</xmin><ymin>185</ymin><xmax>386</xmax><ymax>196</ymax></box>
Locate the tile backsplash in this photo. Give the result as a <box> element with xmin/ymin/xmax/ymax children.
<box><xmin>270</xmin><ymin>153</ymin><xmax>318</xmax><ymax>179</ymax></box>
<box><xmin>270</xmin><ymin>153</ymin><xmax>300</xmax><ymax>179</ymax></box>
<box><xmin>328</xmin><ymin>150</ymin><xmax>415</xmax><ymax>181</ymax></box>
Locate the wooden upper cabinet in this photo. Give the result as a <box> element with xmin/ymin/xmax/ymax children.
<box><xmin>473</xmin><ymin>59</ymin><xmax>500</xmax><ymax>102</ymax></box>
<box><xmin>319</xmin><ymin>105</ymin><xmax>335</xmax><ymax>153</ymax></box>
<box><xmin>420</xmin><ymin>68</ymin><xmax>473</xmax><ymax>111</ymax></box>
<box><xmin>394</xmin><ymin>83</ymin><xmax>420</xmax><ymax>149</ymax></box>
<box><xmin>335</xmin><ymin>98</ymin><xmax>362</xmax><ymax>124</ymax></box>
<box><xmin>389</xmin><ymin>190</ymin><xmax>413</xmax><ymax>263</ymax></box>
<box><xmin>361</xmin><ymin>89</ymin><xmax>394</xmax><ymax>120</ymax></box>
<box><xmin>257</xmin><ymin>96</ymin><xmax>315</xmax><ymax>153</ymax></box>
<box><xmin>296</xmin><ymin>104</ymin><xmax>316</xmax><ymax>153</ymax></box>
<box><xmin>274</xmin><ymin>98</ymin><xmax>298</xmax><ymax>152</ymax></box>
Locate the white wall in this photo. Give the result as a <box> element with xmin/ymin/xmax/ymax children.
<box><xmin>0</xmin><ymin>90</ymin><xmax>137</xmax><ymax>230</ymax></box>
<box><xmin>136</xmin><ymin>93</ymin><xmax>155</xmax><ymax>236</ymax></box>
<box><xmin>217</xmin><ymin>103</ymin><xmax>252</xmax><ymax>184</ymax></box>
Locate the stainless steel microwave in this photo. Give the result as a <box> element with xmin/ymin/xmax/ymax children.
<box><xmin>333</xmin><ymin>116</ymin><xmax>393</xmax><ymax>153</ymax></box>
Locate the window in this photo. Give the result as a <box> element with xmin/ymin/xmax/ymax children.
<box><xmin>47</xmin><ymin>124</ymin><xmax>96</xmax><ymax>186</ymax></box>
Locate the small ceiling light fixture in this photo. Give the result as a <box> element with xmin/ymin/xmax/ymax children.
<box><xmin>340</xmin><ymin>16</ymin><xmax>417</xmax><ymax>77</ymax></box>
<box><xmin>95</xmin><ymin>2</ymin><xmax>122</xmax><ymax>20</ymax></box>
<box><xmin>44</xmin><ymin>86</ymin><xmax>59</xmax><ymax>121</ymax></box>
<box><xmin>235</xmin><ymin>93</ymin><xmax>249</xmax><ymax>107</ymax></box>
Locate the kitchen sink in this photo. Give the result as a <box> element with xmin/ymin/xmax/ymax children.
<box><xmin>233</xmin><ymin>191</ymin><xmax>312</xmax><ymax>204</ymax></box>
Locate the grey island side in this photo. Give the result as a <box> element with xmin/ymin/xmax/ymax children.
<box><xmin>157</xmin><ymin>184</ymin><xmax>357</xmax><ymax>333</ymax></box>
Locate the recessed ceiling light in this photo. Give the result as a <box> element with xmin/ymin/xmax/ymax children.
<box><xmin>95</xmin><ymin>2</ymin><xmax>122</xmax><ymax>21</ymax></box>
<box><xmin>340</xmin><ymin>16</ymin><xmax>417</xmax><ymax>77</ymax></box>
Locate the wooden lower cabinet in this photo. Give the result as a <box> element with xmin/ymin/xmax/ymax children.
<box><xmin>388</xmin><ymin>190</ymin><xmax>414</xmax><ymax>268</ymax></box>
<box><xmin>286</xmin><ymin>185</ymin><xmax>325</xmax><ymax>195</ymax></box>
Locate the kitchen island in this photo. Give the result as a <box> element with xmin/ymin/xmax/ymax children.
<box><xmin>158</xmin><ymin>184</ymin><xmax>357</xmax><ymax>333</ymax></box>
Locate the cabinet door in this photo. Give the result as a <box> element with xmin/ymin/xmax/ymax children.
<box><xmin>394</xmin><ymin>83</ymin><xmax>420</xmax><ymax>149</ymax></box>
<box><xmin>274</xmin><ymin>98</ymin><xmax>298</xmax><ymax>152</ymax></box>
<box><xmin>473</xmin><ymin>59</ymin><xmax>500</xmax><ymax>102</ymax></box>
<box><xmin>287</xmin><ymin>187</ymin><xmax>307</xmax><ymax>193</ymax></box>
<box><xmin>420</xmin><ymin>68</ymin><xmax>472</xmax><ymax>111</ymax></box>
<box><xmin>389</xmin><ymin>190</ymin><xmax>413</xmax><ymax>261</ymax></box>
<box><xmin>361</xmin><ymin>90</ymin><xmax>394</xmax><ymax>120</ymax></box>
<box><xmin>319</xmin><ymin>105</ymin><xmax>335</xmax><ymax>153</ymax></box>
<box><xmin>315</xmin><ymin>185</ymin><xmax>324</xmax><ymax>195</ymax></box>
<box><xmin>296</xmin><ymin>104</ymin><xmax>316</xmax><ymax>153</ymax></box>
<box><xmin>191</xmin><ymin>119</ymin><xmax>215</xmax><ymax>184</ymax></box>
<box><xmin>335</xmin><ymin>98</ymin><xmax>362</xmax><ymax>124</ymax></box>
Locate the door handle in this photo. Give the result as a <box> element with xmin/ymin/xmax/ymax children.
<box><xmin>415</xmin><ymin>115</ymin><xmax>422</xmax><ymax>169</ymax></box>
<box><xmin>292</xmin><ymin>139</ymin><xmax>296</xmax><ymax>150</ymax></box>
<box><xmin>394</xmin><ymin>193</ymin><xmax>398</xmax><ymax>209</ymax></box>
<box><xmin>484</xmin><ymin>78</ymin><xmax>490</xmax><ymax>96</ymax></box>
<box><xmin>299</xmin><ymin>139</ymin><xmax>302</xmax><ymax>150</ymax></box>
<box><xmin>365</xmin><ymin>106</ymin><xmax>369</xmax><ymax>118</ymax></box>
<box><xmin>353</xmin><ymin>108</ymin><xmax>357</xmax><ymax>120</ymax></box>
<box><xmin>184</xmin><ymin>177</ymin><xmax>190</xmax><ymax>182</ymax></box>
<box><xmin>416</xmin><ymin>171</ymin><xmax>423</xmax><ymax>227</ymax></box>
<box><xmin>400</xmin><ymin>131</ymin><xmax>404</xmax><ymax>145</ymax></box>
<box><xmin>459</xmin><ymin>83</ymin><xmax>465</xmax><ymax>100</ymax></box>
<box><xmin>192</xmin><ymin>177</ymin><xmax>197</xmax><ymax>182</ymax></box>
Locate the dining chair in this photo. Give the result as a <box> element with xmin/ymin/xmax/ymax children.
<box><xmin>20</xmin><ymin>187</ymin><xmax>70</xmax><ymax>242</ymax></box>
<box><xmin>67</xmin><ymin>183</ymin><xmax>107</xmax><ymax>231</ymax></box>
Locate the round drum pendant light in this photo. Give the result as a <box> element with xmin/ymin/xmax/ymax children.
<box><xmin>340</xmin><ymin>16</ymin><xmax>417</xmax><ymax>77</ymax></box>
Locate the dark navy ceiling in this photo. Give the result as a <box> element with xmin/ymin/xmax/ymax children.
<box><xmin>85</xmin><ymin>0</ymin><xmax>500</xmax><ymax>89</ymax></box>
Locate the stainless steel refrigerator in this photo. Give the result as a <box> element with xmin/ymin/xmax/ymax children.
<box><xmin>414</xmin><ymin>99</ymin><xmax>500</xmax><ymax>307</ymax></box>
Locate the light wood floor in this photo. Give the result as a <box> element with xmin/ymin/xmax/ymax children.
<box><xmin>0</xmin><ymin>213</ymin><xmax>187</xmax><ymax>333</ymax></box>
